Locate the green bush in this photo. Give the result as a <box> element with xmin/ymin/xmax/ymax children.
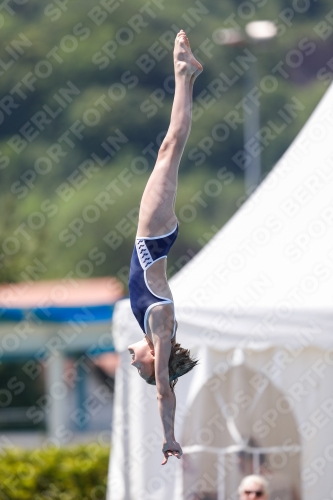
<box><xmin>0</xmin><ymin>444</ymin><xmax>110</xmax><ymax>500</ymax></box>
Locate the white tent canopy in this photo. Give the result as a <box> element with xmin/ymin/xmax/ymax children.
<box><xmin>107</xmin><ymin>84</ymin><xmax>333</xmax><ymax>500</ymax></box>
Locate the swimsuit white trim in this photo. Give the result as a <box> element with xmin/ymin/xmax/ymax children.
<box><xmin>143</xmin><ymin>271</ymin><xmax>177</xmax><ymax>339</ymax></box>
<box><xmin>144</xmin><ymin>301</ymin><xmax>176</xmax><ymax>339</ymax></box>
<box><xmin>136</xmin><ymin>224</ymin><xmax>178</xmax><ymax>240</ymax></box>
<box><xmin>135</xmin><ymin>239</ymin><xmax>154</xmax><ymax>270</ymax></box>
<box><xmin>145</xmin><ymin>255</ymin><xmax>166</xmax><ymax>271</ymax></box>
<box><xmin>144</xmin><ymin>267</ymin><xmax>170</xmax><ymax>301</ymax></box>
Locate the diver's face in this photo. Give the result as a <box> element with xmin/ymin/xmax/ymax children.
<box><xmin>127</xmin><ymin>339</ymin><xmax>154</xmax><ymax>380</ymax></box>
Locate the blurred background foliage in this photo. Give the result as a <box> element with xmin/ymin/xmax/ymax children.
<box><xmin>0</xmin><ymin>444</ymin><xmax>109</xmax><ymax>499</ymax></box>
<box><xmin>0</xmin><ymin>0</ymin><xmax>333</xmax><ymax>286</ymax></box>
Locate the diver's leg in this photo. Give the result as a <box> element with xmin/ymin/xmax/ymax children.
<box><xmin>137</xmin><ymin>30</ymin><xmax>202</xmax><ymax>237</ymax></box>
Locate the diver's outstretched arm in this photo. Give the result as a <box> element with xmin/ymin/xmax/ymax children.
<box><xmin>152</xmin><ymin>320</ymin><xmax>181</xmax><ymax>464</ymax></box>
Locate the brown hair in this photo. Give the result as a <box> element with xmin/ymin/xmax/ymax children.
<box><xmin>146</xmin><ymin>343</ymin><xmax>198</xmax><ymax>390</ymax></box>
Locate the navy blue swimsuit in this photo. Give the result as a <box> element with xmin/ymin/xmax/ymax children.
<box><xmin>129</xmin><ymin>225</ymin><xmax>178</xmax><ymax>336</ymax></box>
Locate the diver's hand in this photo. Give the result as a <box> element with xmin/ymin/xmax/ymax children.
<box><xmin>161</xmin><ymin>440</ymin><xmax>183</xmax><ymax>465</ymax></box>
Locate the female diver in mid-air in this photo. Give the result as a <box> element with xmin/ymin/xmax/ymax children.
<box><xmin>128</xmin><ymin>31</ymin><xmax>202</xmax><ymax>465</ymax></box>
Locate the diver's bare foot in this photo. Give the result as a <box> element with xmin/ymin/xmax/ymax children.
<box><xmin>174</xmin><ymin>30</ymin><xmax>203</xmax><ymax>79</ymax></box>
